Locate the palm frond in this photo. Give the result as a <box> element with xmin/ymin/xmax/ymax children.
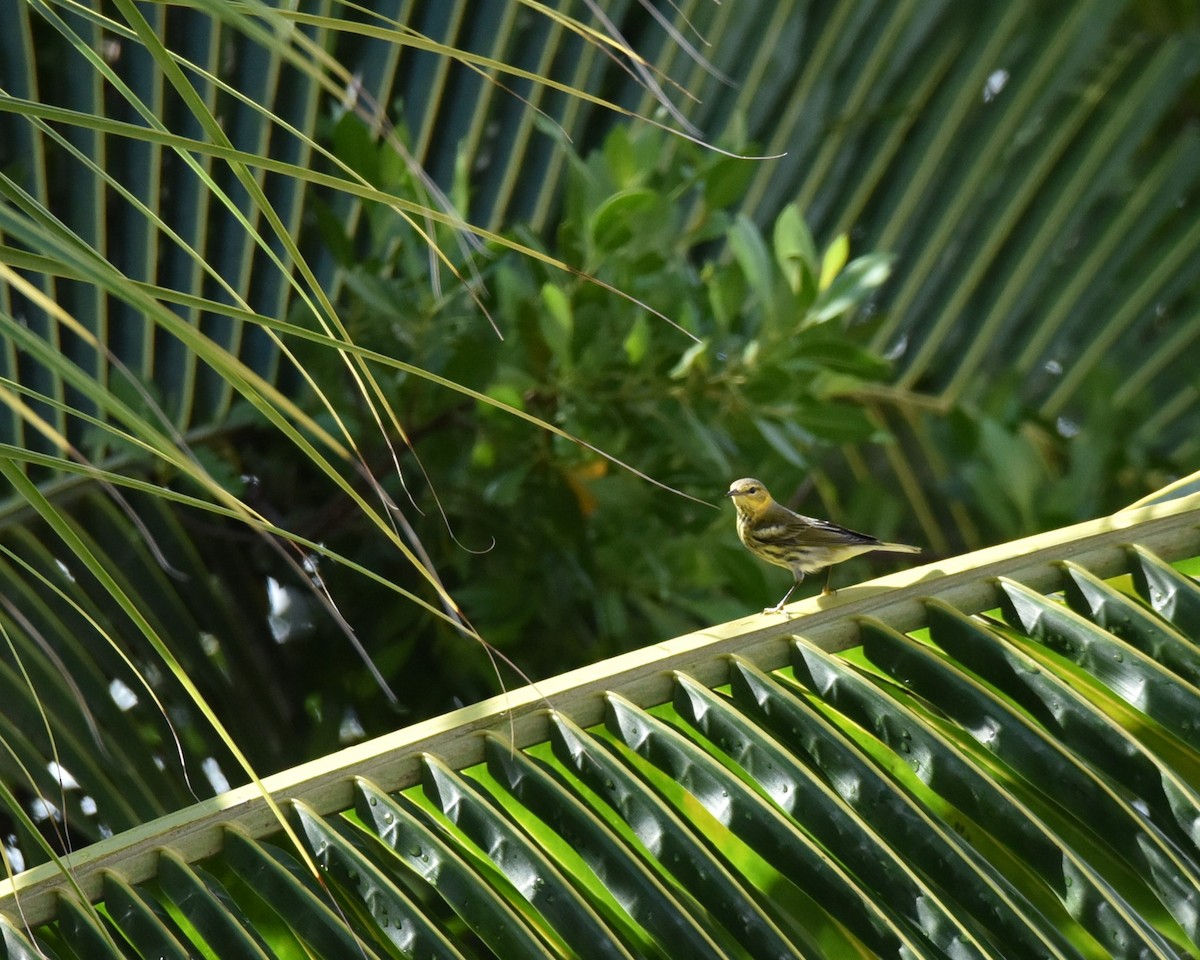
<box><xmin>2</xmin><ymin>495</ymin><xmax>1198</xmax><ymax>957</ymax></box>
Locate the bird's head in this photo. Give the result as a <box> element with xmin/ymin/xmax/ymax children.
<box><xmin>724</xmin><ymin>477</ymin><xmax>774</xmax><ymax>514</ymax></box>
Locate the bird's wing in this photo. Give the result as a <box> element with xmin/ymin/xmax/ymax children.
<box><xmin>776</xmin><ymin>513</ymin><xmax>882</xmax><ymax>547</ymax></box>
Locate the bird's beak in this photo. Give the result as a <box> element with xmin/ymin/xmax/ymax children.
<box><xmin>723</xmin><ymin>488</ymin><xmax>735</xmax><ymax>498</ymax></box>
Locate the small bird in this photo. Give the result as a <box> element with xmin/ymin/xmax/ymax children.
<box><xmin>725</xmin><ymin>477</ymin><xmax>920</xmax><ymax>614</ymax></box>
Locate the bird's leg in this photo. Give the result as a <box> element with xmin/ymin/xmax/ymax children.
<box><xmin>765</xmin><ymin>573</ymin><xmax>803</xmax><ymax>615</ymax></box>
<box><xmin>822</xmin><ymin>566</ymin><xmax>835</xmax><ymax>596</ymax></box>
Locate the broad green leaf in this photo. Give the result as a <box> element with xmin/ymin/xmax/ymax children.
<box><xmin>753</xmin><ymin>417</ymin><xmax>809</xmax><ymax>468</ymax></box>
<box><xmin>603</xmin><ymin>126</ymin><xmax>639</xmax><ymax>189</ymax></box>
<box><xmin>704</xmin><ymin>154</ymin><xmax>757</xmax><ymax>211</ymax></box>
<box><xmin>818</xmin><ymin>233</ymin><xmax>849</xmax><ymax>292</ymax></box>
<box><xmin>789</xmin><ymin>328</ymin><xmax>892</xmax><ymax>379</ymax></box>
<box><xmin>773</xmin><ymin>204</ymin><xmax>818</xmax><ymax>297</ymax></box>
<box><xmin>669</xmin><ymin>338</ymin><xmax>709</xmax><ymax>379</ymax></box>
<box><xmin>540</xmin><ymin>283</ymin><xmax>574</xmax><ymax>368</ymax></box>
<box><xmin>729</xmin><ymin>214</ymin><xmax>779</xmax><ymax>328</ymax></box>
<box><xmin>809</xmin><ymin>253</ymin><xmax>894</xmax><ymax>325</ymax></box>
<box><xmin>622</xmin><ymin>314</ymin><xmax>650</xmax><ymax>365</ymax></box>
<box><xmin>788</xmin><ymin>399</ymin><xmax>882</xmax><ymax>443</ymax></box>
<box><xmin>704</xmin><ymin>261</ymin><xmax>748</xmax><ymax>330</ymax></box>
<box><xmin>588</xmin><ymin>189</ymin><xmax>665</xmax><ymax>256</ymax></box>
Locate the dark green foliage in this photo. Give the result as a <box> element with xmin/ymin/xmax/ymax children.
<box><xmin>270</xmin><ymin>114</ymin><xmax>1180</xmax><ymax>710</ymax></box>
<box><xmin>286</xmin><ymin>122</ymin><xmax>906</xmax><ymax>676</ymax></box>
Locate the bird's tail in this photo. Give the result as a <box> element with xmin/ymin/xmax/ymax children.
<box><xmin>878</xmin><ymin>542</ymin><xmax>921</xmax><ymax>554</ymax></box>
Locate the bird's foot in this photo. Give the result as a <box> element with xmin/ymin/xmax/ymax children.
<box><xmin>763</xmin><ymin>604</ymin><xmax>792</xmax><ymax>616</ymax></box>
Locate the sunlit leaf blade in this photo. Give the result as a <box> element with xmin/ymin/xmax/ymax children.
<box><xmin>51</xmin><ymin>896</ymin><xmax>126</xmax><ymax>959</ymax></box>
<box><xmin>603</xmin><ymin>688</ymin><xmax>937</xmax><ymax>960</ymax></box>
<box><xmin>420</xmin><ymin>752</ymin><xmax>637</xmax><ymax>960</ymax></box>
<box><xmin>1129</xmin><ymin>545</ymin><xmax>1200</xmax><ymax>639</ymax></box>
<box><xmin>724</xmin><ymin>656</ymin><xmax>1088</xmax><ymax>960</ymax></box>
<box><xmin>924</xmin><ymin>597</ymin><xmax>1200</xmax><ymax>859</ymax></box>
<box><xmin>354</xmin><ymin>777</ymin><xmax>557</xmax><ymax>959</ymax></box>
<box><xmin>155</xmin><ymin>851</ymin><xmax>275</xmax><ymax>960</ymax></box>
<box><xmin>481</xmin><ymin>733</ymin><xmax>728</xmax><ymax>960</ymax></box>
<box><xmin>858</xmin><ymin>617</ymin><xmax>1200</xmax><ymax>950</ymax></box>
<box><xmin>1060</xmin><ymin>560</ymin><xmax>1200</xmax><ymax>687</ymax></box>
<box><xmin>998</xmin><ymin>577</ymin><xmax>1200</xmax><ymax>746</ymax></box>
<box><xmin>221</xmin><ymin>830</ymin><xmax>385</xmax><ymax>959</ymax></box>
<box><xmin>547</xmin><ymin>712</ymin><xmax>812</xmax><ymax>960</ymax></box>
<box><xmin>788</xmin><ymin>632</ymin><xmax>1181</xmax><ymax>959</ymax></box>
<box><xmin>289</xmin><ymin>800</ymin><xmax>464</xmax><ymax>959</ymax></box>
<box><xmin>0</xmin><ymin>917</ymin><xmax>50</xmax><ymax>960</ymax></box>
<box><xmin>101</xmin><ymin>871</ymin><xmax>193</xmax><ymax>960</ymax></box>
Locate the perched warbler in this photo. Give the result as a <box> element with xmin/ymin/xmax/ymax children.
<box><xmin>725</xmin><ymin>477</ymin><xmax>920</xmax><ymax>614</ymax></box>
